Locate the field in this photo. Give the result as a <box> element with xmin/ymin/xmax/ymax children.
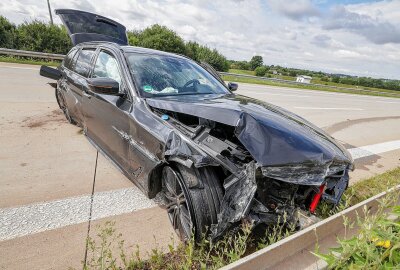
<box><xmin>228</xmin><ymin>69</ymin><xmax>400</xmax><ymax>93</ymax></box>
<box><xmin>223</xmin><ymin>71</ymin><xmax>400</xmax><ymax>98</ymax></box>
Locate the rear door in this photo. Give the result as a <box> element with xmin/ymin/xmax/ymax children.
<box><xmin>55</xmin><ymin>9</ymin><xmax>128</xmax><ymax>46</ymax></box>
<box><xmin>64</xmin><ymin>48</ymin><xmax>96</xmax><ymax>124</ymax></box>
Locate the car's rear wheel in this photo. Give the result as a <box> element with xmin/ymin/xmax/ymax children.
<box><xmin>55</xmin><ymin>88</ymin><xmax>77</xmax><ymax>125</ymax></box>
<box><xmin>161</xmin><ymin>164</ymin><xmax>223</xmax><ymax>241</ymax></box>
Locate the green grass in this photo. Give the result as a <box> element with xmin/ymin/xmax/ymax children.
<box><xmin>78</xmin><ymin>168</ymin><xmax>400</xmax><ymax>270</ymax></box>
<box><xmin>0</xmin><ymin>55</ymin><xmax>60</xmax><ymax>67</ymax></box>
<box><xmin>227</xmin><ymin>69</ymin><xmax>400</xmax><ymax>96</ymax></box>
<box><xmin>314</xmin><ymin>194</ymin><xmax>399</xmax><ymax>269</ymax></box>
<box><xmin>222</xmin><ymin>75</ymin><xmax>400</xmax><ymax>98</ymax></box>
<box><xmin>228</xmin><ymin>69</ymin><xmax>255</xmax><ymax>76</ymax></box>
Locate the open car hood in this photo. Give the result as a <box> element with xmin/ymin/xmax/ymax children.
<box><xmin>146</xmin><ymin>94</ymin><xmax>353</xmax><ymax>169</ymax></box>
<box><xmin>55</xmin><ymin>9</ymin><xmax>128</xmax><ymax>45</ymax></box>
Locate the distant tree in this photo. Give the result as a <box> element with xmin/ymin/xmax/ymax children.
<box><xmin>255</xmin><ymin>66</ymin><xmax>267</xmax><ymax>77</ymax></box>
<box><xmin>383</xmin><ymin>80</ymin><xmax>400</xmax><ymax>91</ymax></box>
<box><xmin>340</xmin><ymin>77</ymin><xmax>357</xmax><ymax>85</ymax></box>
<box><xmin>289</xmin><ymin>70</ymin><xmax>297</xmax><ymax>77</ymax></box>
<box><xmin>196</xmin><ymin>45</ymin><xmax>229</xmax><ymax>71</ymax></box>
<box><xmin>331</xmin><ymin>76</ymin><xmax>340</xmax><ymax>83</ymax></box>
<box><xmin>135</xmin><ymin>24</ymin><xmax>186</xmax><ymax>55</ymax></box>
<box><xmin>238</xmin><ymin>61</ymin><xmax>250</xmax><ymax>70</ymax></box>
<box><xmin>127</xmin><ymin>30</ymin><xmax>140</xmax><ymax>46</ymax></box>
<box><xmin>183</xmin><ymin>41</ymin><xmax>229</xmax><ymax>71</ymax></box>
<box><xmin>229</xmin><ymin>60</ymin><xmax>250</xmax><ymax>70</ymax></box>
<box><xmin>185</xmin><ymin>41</ymin><xmax>200</xmax><ymax>61</ymax></box>
<box><xmin>16</xmin><ymin>20</ymin><xmax>71</xmax><ymax>54</ymax></box>
<box><xmin>249</xmin><ymin>55</ymin><xmax>263</xmax><ymax>70</ymax></box>
<box><xmin>0</xmin><ymin>16</ymin><xmax>17</xmax><ymax>48</ymax></box>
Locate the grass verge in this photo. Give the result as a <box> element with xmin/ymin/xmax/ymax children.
<box><xmin>80</xmin><ymin>167</ymin><xmax>400</xmax><ymax>270</ymax></box>
<box><xmin>0</xmin><ymin>55</ymin><xmax>60</xmax><ymax>67</ymax></box>
<box><xmin>228</xmin><ymin>69</ymin><xmax>399</xmax><ymax>93</ymax></box>
<box><xmin>314</xmin><ymin>193</ymin><xmax>399</xmax><ymax>269</ymax></box>
<box><xmin>222</xmin><ymin>75</ymin><xmax>400</xmax><ymax>99</ymax></box>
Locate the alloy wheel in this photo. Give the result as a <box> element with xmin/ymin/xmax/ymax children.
<box><xmin>162</xmin><ymin>167</ymin><xmax>194</xmax><ymax>241</ymax></box>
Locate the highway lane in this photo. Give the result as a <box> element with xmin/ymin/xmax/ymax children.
<box><xmin>238</xmin><ymin>82</ymin><xmax>400</xmax><ymax>147</ymax></box>
<box><xmin>0</xmin><ymin>63</ymin><xmax>399</xmax><ymax>269</ymax></box>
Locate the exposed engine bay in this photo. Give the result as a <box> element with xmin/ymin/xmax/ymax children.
<box><xmin>151</xmin><ymin>106</ymin><xmax>352</xmax><ymax>239</ymax></box>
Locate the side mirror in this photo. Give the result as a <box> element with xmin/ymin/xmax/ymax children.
<box><xmin>40</xmin><ymin>65</ymin><xmax>62</xmax><ymax>80</ymax></box>
<box><xmin>228</xmin><ymin>82</ymin><xmax>238</xmax><ymax>91</ymax></box>
<box><xmin>87</xmin><ymin>78</ymin><xmax>121</xmax><ymax>96</ymax></box>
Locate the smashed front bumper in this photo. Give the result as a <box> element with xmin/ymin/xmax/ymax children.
<box><xmin>210</xmin><ymin>161</ymin><xmax>351</xmax><ymax>239</ymax></box>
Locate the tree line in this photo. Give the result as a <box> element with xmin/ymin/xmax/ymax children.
<box><xmin>0</xmin><ymin>16</ymin><xmax>229</xmax><ymax>71</ymax></box>
<box><xmin>230</xmin><ymin>56</ymin><xmax>400</xmax><ymax>91</ymax></box>
<box><xmin>1</xmin><ymin>15</ymin><xmax>398</xmax><ymax>90</ymax></box>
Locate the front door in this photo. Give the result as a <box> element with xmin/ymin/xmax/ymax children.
<box><xmin>82</xmin><ymin>50</ymin><xmax>134</xmax><ymax>173</ymax></box>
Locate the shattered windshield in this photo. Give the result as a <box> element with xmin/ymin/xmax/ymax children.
<box><xmin>125</xmin><ymin>53</ymin><xmax>230</xmax><ymax>97</ymax></box>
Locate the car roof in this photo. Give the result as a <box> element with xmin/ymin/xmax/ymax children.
<box><xmin>76</xmin><ymin>41</ymin><xmax>187</xmax><ymax>59</ymax></box>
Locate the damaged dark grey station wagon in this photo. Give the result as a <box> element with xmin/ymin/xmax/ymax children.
<box><xmin>40</xmin><ymin>9</ymin><xmax>354</xmax><ymax>241</ymax></box>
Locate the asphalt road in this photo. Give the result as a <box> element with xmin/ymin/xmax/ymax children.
<box><xmin>1</xmin><ymin>62</ymin><xmax>399</xmax><ymax>270</ymax></box>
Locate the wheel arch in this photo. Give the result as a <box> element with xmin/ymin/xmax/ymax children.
<box><xmin>147</xmin><ymin>157</ymin><xmax>194</xmax><ymax>199</ymax></box>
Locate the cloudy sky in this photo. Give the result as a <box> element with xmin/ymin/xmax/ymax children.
<box><xmin>1</xmin><ymin>0</ymin><xmax>399</xmax><ymax>79</ymax></box>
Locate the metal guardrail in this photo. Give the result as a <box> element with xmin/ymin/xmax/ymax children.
<box><xmin>0</xmin><ymin>48</ymin><xmax>65</xmax><ymax>60</ymax></box>
<box><xmin>1</xmin><ymin>48</ymin><xmax>399</xmax><ymax>97</ymax></box>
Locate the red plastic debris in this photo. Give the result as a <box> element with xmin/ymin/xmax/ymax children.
<box><xmin>309</xmin><ymin>184</ymin><xmax>326</xmax><ymax>213</ymax></box>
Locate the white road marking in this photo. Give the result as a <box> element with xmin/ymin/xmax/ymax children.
<box><xmin>294</xmin><ymin>106</ymin><xmax>364</xmax><ymax>111</ymax></box>
<box><xmin>378</xmin><ymin>101</ymin><xmax>400</xmax><ymax>104</ymax></box>
<box><xmin>1</xmin><ymin>139</ymin><xmax>400</xmax><ymax>241</ymax></box>
<box><xmin>347</xmin><ymin>140</ymin><xmax>400</xmax><ymax>159</ymax></box>
<box><xmin>0</xmin><ymin>188</ymin><xmax>156</xmax><ymax>241</ymax></box>
<box><xmin>242</xmin><ymin>91</ymin><xmax>310</xmax><ymax>98</ymax></box>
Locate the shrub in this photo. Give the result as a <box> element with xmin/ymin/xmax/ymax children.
<box><xmin>314</xmin><ymin>195</ymin><xmax>400</xmax><ymax>269</ymax></box>
<box><xmin>0</xmin><ymin>16</ymin><xmax>17</xmax><ymax>48</ymax></box>
<box><xmin>133</xmin><ymin>24</ymin><xmax>186</xmax><ymax>55</ymax></box>
<box><xmin>255</xmin><ymin>66</ymin><xmax>267</xmax><ymax>77</ymax></box>
<box><xmin>16</xmin><ymin>20</ymin><xmax>71</xmax><ymax>54</ymax></box>
<box><xmin>185</xmin><ymin>41</ymin><xmax>229</xmax><ymax>71</ymax></box>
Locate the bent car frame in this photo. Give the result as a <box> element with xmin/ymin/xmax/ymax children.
<box><xmin>40</xmin><ymin>9</ymin><xmax>354</xmax><ymax>241</ymax></box>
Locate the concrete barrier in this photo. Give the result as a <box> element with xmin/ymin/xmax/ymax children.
<box><xmin>221</xmin><ymin>185</ymin><xmax>400</xmax><ymax>270</ymax></box>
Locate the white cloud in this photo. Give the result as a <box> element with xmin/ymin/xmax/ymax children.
<box><xmin>0</xmin><ymin>0</ymin><xmax>399</xmax><ymax>79</ymax></box>
<box><xmin>324</xmin><ymin>5</ymin><xmax>400</xmax><ymax>44</ymax></box>
<box><xmin>267</xmin><ymin>0</ymin><xmax>320</xmax><ymax>20</ymax></box>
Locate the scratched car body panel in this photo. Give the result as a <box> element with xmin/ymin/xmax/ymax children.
<box><xmin>40</xmin><ymin>9</ymin><xmax>354</xmax><ymax>241</ymax></box>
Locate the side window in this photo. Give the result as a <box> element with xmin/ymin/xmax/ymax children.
<box><xmin>64</xmin><ymin>48</ymin><xmax>77</xmax><ymax>70</ymax></box>
<box><xmin>74</xmin><ymin>49</ymin><xmax>96</xmax><ymax>77</ymax></box>
<box><xmin>92</xmin><ymin>51</ymin><xmax>122</xmax><ymax>85</ymax></box>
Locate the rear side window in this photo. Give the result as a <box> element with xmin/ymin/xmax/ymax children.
<box><xmin>64</xmin><ymin>48</ymin><xmax>78</xmax><ymax>70</ymax></box>
<box><xmin>74</xmin><ymin>49</ymin><xmax>96</xmax><ymax>77</ymax></box>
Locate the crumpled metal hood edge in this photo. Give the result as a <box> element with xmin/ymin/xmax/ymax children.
<box><xmin>145</xmin><ymin>94</ymin><xmax>353</xmax><ymax>183</ymax></box>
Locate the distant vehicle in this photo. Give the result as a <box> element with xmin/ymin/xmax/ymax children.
<box><xmin>40</xmin><ymin>9</ymin><xmax>353</xmax><ymax>241</ymax></box>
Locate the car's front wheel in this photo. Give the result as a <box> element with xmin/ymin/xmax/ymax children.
<box><xmin>161</xmin><ymin>164</ymin><xmax>223</xmax><ymax>241</ymax></box>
